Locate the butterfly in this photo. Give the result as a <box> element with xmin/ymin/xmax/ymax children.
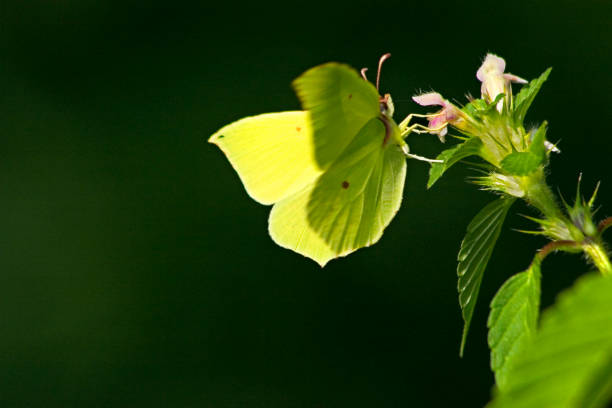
<box><xmin>209</xmin><ymin>54</ymin><xmax>431</xmax><ymax>266</ymax></box>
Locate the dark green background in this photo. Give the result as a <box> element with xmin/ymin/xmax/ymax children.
<box><xmin>1</xmin><ymin>1</ymin><xmax>611</xmax><ymax>406</ymax></box>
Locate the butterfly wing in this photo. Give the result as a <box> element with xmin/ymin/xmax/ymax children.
<box><xmin>209</xmin><ymin>111</ymin><xmax>323</xmax><ymax>205</ymax></box>
<box><xmin>267</xmin><ymin>185</ymin><xmax>338</xmax><ymax>266</ymax></box>
<box><xmin>269</xmin><ymin>118</ymin><xmax>407</xmax><ymax>266</ymax></box>
<box><xmin>292</xmin><ymin>63</ymin><xmax>381</xmax><ymax>169</ymax></box>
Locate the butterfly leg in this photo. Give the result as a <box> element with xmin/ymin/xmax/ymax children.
<box><xmin>394</xmin><ymin>130</ymin><xmax>443</xmax><ymax>163</ymax></box>
<box><xmin>405</xmin><ymin>153</ymin><xmax>443</xmax><ymax>163</ymax></box>
<box><xmin>398</xmin><ymin>112</ymin><xmax>447</xmax><ymax>137</ymax></box>
<box><xmin>400</xmin><ymin>122</ymin><xmax>448</xmax><ymax>138</ymax></box>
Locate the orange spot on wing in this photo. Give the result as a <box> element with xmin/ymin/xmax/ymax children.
<box><xmin>296</xmin><ymin>126</ymin><xmax>301</xmax><ymax>132</ymax></box>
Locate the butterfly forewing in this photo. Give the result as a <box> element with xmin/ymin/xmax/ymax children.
<box><xmin>292</xmin><ymin>63</ymin><xmax>380</xmax><ymax>169</ymax></box>
<box><xmin>209</xmin><ymin>111</ymin><xmax>322</xmax><ymax>205</ymax></box>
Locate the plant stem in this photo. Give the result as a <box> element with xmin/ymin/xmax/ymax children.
<box><xmin>598</xmin><ymin>216</ymin><xmax>612</xmax><ymax>234</ymax></box>
<box><xmin>583</xmin><ymin>243</ymin><xmax>612</xmax><ymax>276</ymax></box>
<box><xmin>521</xmin><ymin>169</ymin><xmax>564</xmax><ymax>221</ymax></box>
<box><xmin>536</xmin><ymin>240</ymin><xmax>580</xmax><ymax>261</ymax></box>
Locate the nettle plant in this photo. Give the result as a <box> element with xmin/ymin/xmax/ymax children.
<box><xmin>210</xmin><ymin>54</ymin><xmax>612</xmax><ymax>407</ymax></box>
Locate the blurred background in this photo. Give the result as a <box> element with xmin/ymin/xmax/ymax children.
<box><xmin>1</xmin><ymin>0</ymin><xmax>611</xmax><ymax>406</ymax></box>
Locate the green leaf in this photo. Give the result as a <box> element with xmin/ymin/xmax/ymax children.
<box><xmin>458</xmin><ymin>197</ymin><xmax>515</xmax><ymax>355</ymax></box>
<box><xmin>488</xmin><ymin>273</ymin><xmax>612</xmax><ymax>408</ymax></box>
<box><xmin>465</xmin><ymin>98</ymin><xmax>489</xmax><ymax>112</ymax></box>
<box><xmin>513</xmin><ymin>68</ymin><xmax>552</xmax><ymax>124</ymax></box>
<box><xmin>528</xmin><ymin>120</ymin><xmax>547</xmax><ymax>157</ymax></box>
<box><xmin>428</xmin><ymin>137</ymin><xmax>483</xmax><ymax>189</ymax></box>
<box><xmin>467</xmin><ymin>94</ymin><xmax>503</xmax><ymax>112</ymax></box>
<box><xmin>487</xmin><ymin>260</ymin><xmax>541</xmax><ymax>390</ymax></box>
<box><xmin>500</xmin><ymin>152</ymin><xmax>542</xmax><ymax>176</ymax></box>
<box><xmin>500</xmin><ymin>122</ymin><xmax>547</xmax><ymax>176</ymax></box>
<box><xmin>488</xmin><ymin>93</ymin><xmax>506</xmax><ymax>112</ymax></box>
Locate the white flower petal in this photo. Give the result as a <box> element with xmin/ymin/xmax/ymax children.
<box><xmin>503</xmin><ymin>73</ymin><xmax>528</xmax><ymax>84</ymax></box>
<box><xmin>412</xmin><ymin>92</ymin><xmax>445</xmax><ymax>107</ymax></box>
<box><xmin>476</xmin><ymin>53</ymin><xmax>506</xmax><ymax>81</ymax></box>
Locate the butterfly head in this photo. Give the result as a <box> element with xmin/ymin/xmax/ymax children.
<box><xmin>379</xmin><ymin>93</ymin><xmax>395</xmax><ymax>118</ymax></box>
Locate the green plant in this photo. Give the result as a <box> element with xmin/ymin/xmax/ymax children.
<box><xmin>210</xmin><ymin>53</ymin><xmax>612</xmax><ymax>407</ymax></box>
<box><xmin>414</xmin><ymin>53</ymin><xmax>612</xmax><ymax>407</ymax></box>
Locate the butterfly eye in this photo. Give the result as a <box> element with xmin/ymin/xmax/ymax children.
<box><xmin>380</xmin><ymin>101</ymin><xmax>388</xmax><ymax>113</ymax></box>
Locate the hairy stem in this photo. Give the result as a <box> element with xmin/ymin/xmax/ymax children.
<box><xmin>599</xmin><ymin>217</ymin><xmax>612</xmax><ymax>234</ymax></box>
<box><xmin>583</xmin><ymin>243</ymin><xmax>612</xmax><ymax>276</ymax></box>
<box><xmin>536</xmin><ymin>240</ymin><xmax>580</xmax><ymax>261</ymax></box>
<box><xmin>521</xmin><ymin>169</ymin><xmax>564</xmax><ymax>221</ymax></box>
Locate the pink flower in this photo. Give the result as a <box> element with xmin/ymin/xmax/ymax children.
<box><xmin>476</xmin><ymin>54</ymin><xmax>527</xmax><ymax>111</ymax></box>
<box><xmin>412</xmin><ymin>92</ymin><xmax>461</xmax><ymax>141</ymax></box>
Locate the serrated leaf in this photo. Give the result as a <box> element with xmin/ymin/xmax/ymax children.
<box><xmin>488</xmin><ymin>273</ymin><xmax>612</xmax><ymax>408</ymax></box>
<box><xmin>458</xmin><ymin>197</ymin><xmax>515</xmax><ymax>355</ymax></box>
<box><xmin>488</xmin><ymin>261</ymin><xmax>541</xmax><ymax>390</ymax></box>
<box><xmin>428</xmin><ymin>137</ymin><xmax>483</xmax><ymax>189</ymax></box>
<box><xmin>513</xmin><ymin>68</ymin><xmax>552</xmax><ymax>124</ymax></box>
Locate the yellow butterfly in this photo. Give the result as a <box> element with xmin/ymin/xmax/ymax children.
<box><xmin>210</xmin><ymin>55</ymin><xmax>433</xmax><ymax>266</ymax></box>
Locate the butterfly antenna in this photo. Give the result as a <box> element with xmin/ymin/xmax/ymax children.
<box><xmin>360</xmin><ymin>68</ymin><xmax>369</xmax><ymax>81</ymax></box>
<box><xmin>376</xmin><ymin>53</ymin><xmax>391</xmax><ymax>91</ymax></box>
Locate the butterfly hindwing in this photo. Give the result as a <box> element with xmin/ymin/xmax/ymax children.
<box><xmin>269</xmin><ymin>118</ymin><xmax>407</xmax><ymax>266</ymax></box>
<box><xmin>267</xmin><ymin>186</ymin><xmax>338</xmax><ymax>266</ymax></box>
